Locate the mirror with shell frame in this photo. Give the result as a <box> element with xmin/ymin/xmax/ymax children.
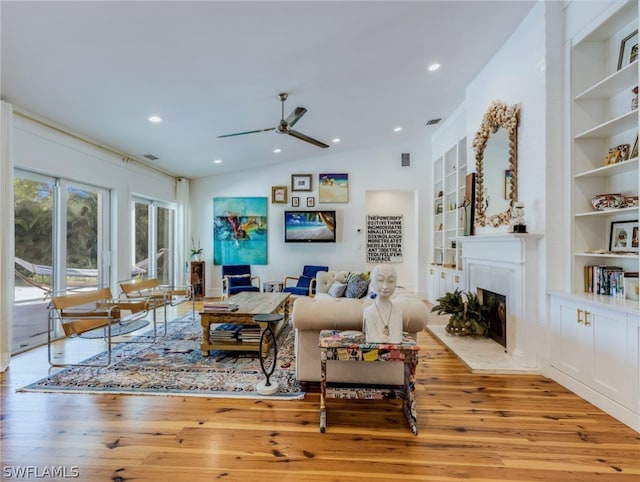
<box><xmin>472</xmin><ymin>101</ymin><xmax>520</xmax><ymax>228</ymax></box>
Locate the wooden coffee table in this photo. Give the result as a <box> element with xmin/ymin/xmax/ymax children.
<box><xmin>199</xmin><ymin>291</ymin><xmax>290</xmax><ymax>356</ymax></box>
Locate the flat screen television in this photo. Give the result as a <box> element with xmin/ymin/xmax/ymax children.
<box><xmin>284</xmin><ymin>210</ymin><xmax>336</xmax><ymax>243</ymax></box>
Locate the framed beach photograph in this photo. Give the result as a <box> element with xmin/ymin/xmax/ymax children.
<box><xmin>291</xmin><ymin>174</ymin><xmax>312</xmax><ymax>191</ymax></box>
<box><xmin>291</xmin><ymin>196</ymin><xmax>300</xmax><ymax>207</ymax></box>
<box><xmin>617</xmin><ymin>29</ymin><xmax>638</xmax><ymax>70</ymax></box>
<box><xmin>319</xmin><ymin>173</ymin><xmax>349</xmax><ymax>203</ymax></box>
<box><xmin>307</xmin><ymin>196</ymin><xmax>315</xmax><ymax>207</ymax></box>
<box><xmin>609</xmin><ymin>220</ymin><xmax>639</xmax><ymax>253</ymax></box>
<box><xmin>271</xmin><ymin>186</ymin><xmax>287</xmax><ymax>204</ymax></box>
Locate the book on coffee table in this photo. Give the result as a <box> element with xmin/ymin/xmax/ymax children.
<box><xmin>203</xmin><ymin>301</ymin><xmax>239</xmax><ymax>312</ymax></box>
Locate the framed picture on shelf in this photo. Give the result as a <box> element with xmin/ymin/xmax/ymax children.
<box><xmin>291</xmin><ymin>174</ymin><xmax>312</xmax><ymax>191</ymax></box>
<box><xmin>291</xmin><ymin>196</ymin><xmax>300</xmax><ymax>207</ymax></box>
<box><xmin>307</xmin><ymin>196</ymin><xmax>315</xmax><ymax>207</ymax></box>
<box><xmin>605</xmin><ymin>149</ymin><xmax>622</xmax><ymax>165</ymax></box>
<box><xmin>271</xmin><ymin>186</ymin><xmax>287</xmax><ymax>204</ymax></box>
<box><xmin>617</xmin><ymin>29</ymin><xmax>638</xmax><ymax>70</ymax></box>
<box><xmin>624</xmin><ymin>273</ymin><xmax>640</xmax><ymax>300</ymax></box>
<box><xmin>632</xmin><ymin>134</ymin><xmax>639</xmax><ymax>159</ymax></box>
<box><xmin>609</xmin><ymin>220</ymin><xmax>639</xmax><ymax>253</ymax></box>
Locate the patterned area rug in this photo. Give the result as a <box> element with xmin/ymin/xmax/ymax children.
<box><xmin>20</xmin><ymin>314</ymin><xmax>304</xmax><ymax>400</ymax></box>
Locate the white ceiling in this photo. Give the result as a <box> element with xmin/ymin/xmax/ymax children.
<box><xmin>1</xmin><ymin>1</ymin><xmax>535</xmax><ymax>179</ymax></box>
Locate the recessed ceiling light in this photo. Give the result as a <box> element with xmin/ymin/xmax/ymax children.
<box><xmin>428</xmin><ymin>63</ymin><xmax>440</xmax><ymax>72</ymax></box>
<box><xmin>394</xmin><ymin>126</ymin><xmax>402</xmax><ymax>132</ymax></box>
<box><xmin>273</xmin><ymin>148</ymin><xmax>282</xmax><ymax>153</ymax></box>
<box><xmin>147</xmin><ymin>115</ymin><xmax>162</xmax><ymax>123</ymax></box>
<box><xmin>213</xmin><ymin>159</ymin><xmax>222</xmax><ymax>164</ymax></box>
<box><xmin>332</xmin><ymin>138</ymin><xmax>341</xmax><ymax>143</ymax></box>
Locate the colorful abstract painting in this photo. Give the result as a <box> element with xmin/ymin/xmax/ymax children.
<box><xmin>213</xmin><ymin>197</ymin><xmax>267</xmax><ymax>265</ymax></box>
<box><xmin>318</xmin><ymin>173</ymin><xmax>349</xmax><ymax>203</ymax></box>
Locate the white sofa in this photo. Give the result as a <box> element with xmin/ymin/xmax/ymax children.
<box><xmin>291</xmin><ymin>270</ymin><xmax>429</xmax><ymax>384</ymax></box>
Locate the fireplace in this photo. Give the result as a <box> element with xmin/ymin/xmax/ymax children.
<box><xmin>458</xmin><ymin>233</ymin><xmax>542</xmax><ymax>370</ymax></box>
<box><xmin>477</xmin><ymin>288</ymin><xmax>506</xmax><ymax>348</ymax></box>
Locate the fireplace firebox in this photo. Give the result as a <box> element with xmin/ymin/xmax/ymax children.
<box><xmin>477</xmin><ymin>288</ymin><xmax>506</xmax><ymax>349</ymax></box>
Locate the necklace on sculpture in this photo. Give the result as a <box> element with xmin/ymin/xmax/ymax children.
<box><xmin>375</xmin><ymin>302</ymin><xmax>393</xmax><ymax>337</ymax></box>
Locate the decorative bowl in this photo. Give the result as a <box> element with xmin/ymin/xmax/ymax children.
<box><xmin>623</xmin><ymin>195</ymin><xmax>638</xmax><ymax>208</ymax></box>
<box><xmin>591</xmin><ymin>193</ymin><xmax>624</xmax><ymax>211</ymax></box>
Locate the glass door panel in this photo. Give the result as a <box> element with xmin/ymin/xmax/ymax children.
<box><xmin>133</xmin><ymin>201</ymin><xmax>150</xmax><ymax>276</ymax></box>
<box><xmin>65</xmin><ymin>185</ymin><xmax>100</xmax><ymax>289</ymax></box>
<box><xmin>157</xmin><ymin>205</ymin><xmax>175</xmax><ymax>285</ymax></box>
<box><xmin>13</xmin><ymin>172</ymin><xmax>55</xmax><ymax>352</ymax></box>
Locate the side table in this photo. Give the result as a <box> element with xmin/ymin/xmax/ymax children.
<box><xmin>253</xmin><ymin>313</ymin><xmax>284</xmax><ymax>395</ymax></box>
<box><xmin>318</xmin><ymin>329</ymin><xmax>420</xmax><ymax>435</ymax></box>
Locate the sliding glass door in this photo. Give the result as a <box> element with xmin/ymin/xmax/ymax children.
<box><xmin>13</xmin><ymin>170</ymin><xmax>110</xmax><ymax>353</ymax></box>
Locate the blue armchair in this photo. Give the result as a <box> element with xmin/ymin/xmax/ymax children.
<box><xmin>283</xmin><ymin>265</ymin><xmax>329</xmax><ymax>297</ymax></box>
<box><xmin>221</xmin><ymin>265</ymin><xmax>261</xmax><ymax>299</ymax></box>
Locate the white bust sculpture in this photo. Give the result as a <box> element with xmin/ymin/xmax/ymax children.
<box><xmin>363</xmin><ymin>264</ymin><xmax>403</xmax><ymax>344</ymax></box>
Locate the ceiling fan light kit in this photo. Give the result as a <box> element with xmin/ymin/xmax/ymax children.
<box><xmin>218</xmin><ymin>92</ymin><xmax>329</xmax><ymax>149</ymax></box>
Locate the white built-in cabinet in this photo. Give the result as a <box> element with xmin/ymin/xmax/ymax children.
<box><xmin>550</xmin><ymin>294</ymin><xmax>639</xmax><ymax>430</ymax></box>
<box><xmin>549</xmin><ymin>0</ymin><xmax>639</xmax><ymax>431</ymax></box>
<box><xmin>429</xmin><ymin>137</ymin><xmax>466</xmax><ymax>303</ymax></box>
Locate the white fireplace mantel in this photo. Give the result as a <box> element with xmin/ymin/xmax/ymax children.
<box><xmin>456</xmin><ymin>233</ymin><xmax>543</xmax><ymax>369</ymax></box>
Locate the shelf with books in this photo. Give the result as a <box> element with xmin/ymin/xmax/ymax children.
<box><xmin>569</xmin><ymin>0</ymin><xmax>639</xmax><ymax>306</ymax></box>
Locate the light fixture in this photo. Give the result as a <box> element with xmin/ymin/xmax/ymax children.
<box><xmin>394</xmin><ymin>126</ymin><xmax>402</xmax><ymax>132</ymax></box>
<box><xmin>332</xmin><ymin>138</ymin><xmax>341</xmax><ymax>143</ymax></box>
<box><xmin>147</xmin><ymin>115</ymin><xmax>162</xmax><ymax>123</ymax></box>
<box><xmin>273</xmin><ymin>148</ymin><xmax>282</xmax><ymax>153</ymax></box>
<box><xmin>213</xmin><ymin>159</ymin><xmax>222</xmax><ymax>164</ymax></box>
<box><xmin>427</xmin><ymin>63</ymin><xmax>440</xmax><ymax>72</ymax></box>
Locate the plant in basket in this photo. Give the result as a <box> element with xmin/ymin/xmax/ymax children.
<box><xmin>431</xmin><ymin>288</ymin><xmax>490</xmax><ymax>336</ymax></box>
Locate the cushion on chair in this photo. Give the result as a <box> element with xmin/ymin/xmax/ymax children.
<box><xmin>227</xmin><ymin>274</ymin><xmax>251</xmax><ymax>288</ymax></box>
<box><xmin>302</xmin><ymin>265</ymin><xmax>329</xmax><ymax>278</ymax></box>
<box><xmin>296</xmin><ymin>276</ymin><xmax>313</xmax><ymax>288</ymax></box>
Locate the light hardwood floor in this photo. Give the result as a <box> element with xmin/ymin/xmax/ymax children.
<box><xmin>1</xmin><ymin>302</ymin><xmax>639</xmax><ymax>481</ymax></box>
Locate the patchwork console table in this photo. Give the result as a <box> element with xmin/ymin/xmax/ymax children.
<box><xmin>318</xmin><ymin>329</ymin><xmax>420</xmax><ymax>435</ymax></box>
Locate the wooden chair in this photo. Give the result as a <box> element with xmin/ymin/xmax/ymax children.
<box><xmin>119</xmin><ymin>277</ymin><xmax>191</xmax><ymax>333</ymax></box>
<box><xmin>48</xmin><ymin>287</ymin><xmax>150</xmax><ymax>367</ymax></box>
<box><xmin>283</xmin><ymin>265</ymin><xmax>329</xmax><ymax>297</ymax></box>
<box><xmin>221</xmin><ymin>265</ymin><xmax>261</xmax><ymax>299</ymax></box>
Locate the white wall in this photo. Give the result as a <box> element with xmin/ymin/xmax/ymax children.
<box><xmin>466</xmin><ymin>2</ymin><xmax>547</xmax><ymax>236</ymax></box>
<box><xmin>12</xmin><ymin>114</ymin><xmax>177</xmax><ymax>288</ymax></box>
<box><xmin>189</xmin><ymin>136</ymin><xmax>430</xmax><ymax>297</ymax></box>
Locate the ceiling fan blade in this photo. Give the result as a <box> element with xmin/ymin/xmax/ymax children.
<box><xmin>287</xmin><ymin>129</ymin><xmax>330</xmax><ymax>148</ymax></box>
<box><xmin>285</xmin><ymin>107</ymin><xmax>307</xmax><ymax>127</ymax></box>
<box><xmin>218</xmin><ymin>127</ymin><xmax>275</xmax><ymax>138</ymax></box>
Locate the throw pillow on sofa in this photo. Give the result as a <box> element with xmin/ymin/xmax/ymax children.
<box><xmin>328</xmin><ymin>281</ymin><xmax>347</xmax><ymax>298</ymax></box>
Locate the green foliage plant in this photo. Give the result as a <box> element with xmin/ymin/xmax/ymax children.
<box><xmin>431</xmin><ymin>288</ymin><xmax>490</xmax><ymax>336</ymax></box>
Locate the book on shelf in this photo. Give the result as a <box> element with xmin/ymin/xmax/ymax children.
<box><xmin>238</xmin><ymin>325</ymin><xmax>261</xmax><ymax>342</ymax></box>
<box><xmin>203</xmin><ymin>301</ymin><xmax>238</xmax><ymax>312</ymax></box>
<box><xmin>210</xmin><ymin>323</ymin><xmax>243</xmax><ymax>341</ymax></box>
<box><xmin>583</xmin><ymin>265</ymin><xmax>625</xmax><ymax>297</ymax></box>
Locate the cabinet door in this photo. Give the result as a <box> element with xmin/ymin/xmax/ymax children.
<box><xmin>587</xmin><ymin>307</ymin><xmax>631</xmax><ymax>405</ymax></box>
<box><xmin>551</xmin><ymin>298</ymin><xmax>589</xmax><ymax>383</ymax></box>
<box><xmin>426</xmin><ymin>267</ymin><xmax>437</xmax><ymax>304</ymax></box>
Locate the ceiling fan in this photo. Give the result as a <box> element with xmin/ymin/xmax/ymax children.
<box><xmin>218</xmin><ymin>92</ymin><xmax>329</xmax><ymax>148</ymax></box>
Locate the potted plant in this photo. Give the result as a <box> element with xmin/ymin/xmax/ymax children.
<box><xmin>190</xmin><ymin>237</ymin><xmax>203</xmax><ymax>261</ymax></box>
<box><xmin>431</xmin><ymin>288</ymin><xmax>490</xmax><ymax>336</ymax></box>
